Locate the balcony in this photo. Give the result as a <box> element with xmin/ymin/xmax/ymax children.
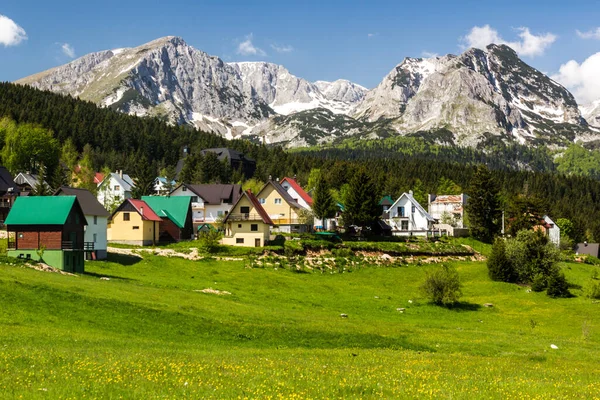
<box><xmin>226</xmin><ymin>213</ymin><xmax>266</xmax><ymax>222</ymax></box>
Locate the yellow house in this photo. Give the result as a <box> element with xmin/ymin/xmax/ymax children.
<box><xmin>222</xmin><ymin>190</ymin><xmax>273</xmax><ymax>247</ymax></box>
<box><xmin>255</xmin><ymin>180</ymin><xmax>310</xmax><ymax>233</ymax></box>
<box><xmin>107</xmin><ymin>199</ymin><xmax>161</xmax><ymax>246</ymax></box>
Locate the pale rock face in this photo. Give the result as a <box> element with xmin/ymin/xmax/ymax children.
<box><xmin>581</xmin><ymin>100</ymin><xmax>600</xmax><ymax>127</ymax></box>
<box><xmin>313</xmin><ymin>79</ymin><xmax>367</xmax><ymax>104</ymax></box>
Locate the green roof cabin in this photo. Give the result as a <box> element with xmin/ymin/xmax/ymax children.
<box><xmin>141</xmin><ymin>196</ymin><xmax>193</xmax><ymax>242</ymax></box>
<box><xmin>5</xmin><ymin>196</ymin><xmax>88</xmax><ymax>272</ymax></box>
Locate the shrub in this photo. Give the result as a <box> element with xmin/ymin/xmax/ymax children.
<box><xmin>546</xmin><ymin>268</ymin><xmax>572</xmax><ymax>298</ymax></box>
<box><xmin>505</xmin><ymin>230</ymin><xmax>560</xmax><ymax>284</ymax></box>
<box><xmin>284</xmin><ymin>240</ymin><xmax>304</xmax><ymax>257</ymax></box>
<box><xmin>197</xmin><ymin>229</ymin><xmax>222</xmax><ymax>254</ymax></box>
<box><xmin>530</xmin><ymin>273</ymin><xmax>547</xmax><ymax>292</ymax></box>
<box><xmin>585</xmin><ymin>281</ymin><xmax>600</xmax><ymax>299</ymax></box>
<box><xmin>420</xmin><ymin>264</ymin><xmax>462</xmax><ymax>306</ymax></box>
<box><xmin>487</xmin><ymin>238</ymin><xmax>516</xmax><ymax>282</ymax></box>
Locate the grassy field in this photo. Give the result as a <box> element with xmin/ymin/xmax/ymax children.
<box><xmin>1</xmin><ymin>245</ymin><xmax>600</xmax><ymax>398</ymax></box>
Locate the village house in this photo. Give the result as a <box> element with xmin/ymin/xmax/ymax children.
<box><xmin>107</xmin><ymin>198</ymin><xmax>161</xmax><ymax>246</ymax></box>
<box><xmin>14</xmin><ymin>172</ymin><xmax>50</xmax><ymax>195</ymax></box>
<box><xmin>280</xmin><ymin>177</ymin><xmax>313</xmax><ymax>210</ymax></box>
<box><xmin>5</xmin><ymin>196</ymin><xmax>88</xmax><ymax>272</ymax></box>
<box><xmin>533</xmin><ymin>215</ymin><xmax>561</xmax><ymax>247</ymax></box>
<box><xmin>0</xmin><ymin>166</ymin><xmax>19</xmax><ymax>222</ymax></box>
<box><xmin>153</xmin><ymin>177</ymin><xmax>177</xmax><ymax>196</ymax></box>
<box><xmin>141</xmin><ymin>196</ymin><xmax>193</xmax><ymax>242</ymax></box>
<box><xmin>55</xmin><ymin>186</ymin><xmax>110</xmax><ymax>260</ymax></box>
<box><xmin>428</xmin><ymin>194</ymin><xmax>468</xmax><ymax>228</ymax></box>
<box><xmin>385</xmin><ymin>191</ymin><xmax>436</xmax><ymax>236</ymax></box>
<box><xmin>200</xmin><ymin>148</ymin><xmax>256</xmax><ymax>179</ymax></box>
<box><xmin>169</xmin><ymin>183</ymin><xmax>242</xmax><ymax>229</ymax></box>
<box><xmin>256</xmin><ymin>180</ymin><xmax>310</xmax><ymax>233</ymax></box>
<box><xmin>97</xmin><ymin>170</ymin><xmax>136</xmax><ymax>210</ymax></box>
<box><xmin>222</xmin><ymin>190</ymin><xmax>273</xmax><ymax>247</ymax></box>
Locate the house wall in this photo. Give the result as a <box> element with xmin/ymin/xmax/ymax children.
<box><xmin>62</xmin><ymin>206</ymin><xmax>86</xmax><ymax>246</ymax></box>
<box><xmin>387</xmin><ymin>196</ymin><xmax>431</xmax><ymax>233</ymax></box>
<box><xmin>14</xmin><ymin>229</ymin><xmax>62</xmax><ymax>249</ymax></box>
<box><xmin>222</xmin><ymin>221</ymin><xmax>270</xmax><ymax>247</ymax></box>
<box><xmin>257</xmin><ymin>185</ymin><xmax>300</xmax><ymax>224</ymax></box>
<box><xmin>9</xmin><ymin>249</ymin><xmax>64</xmax><ymax>269</ymax></box>
<box><xmin>108</xmin><ymin>211</ymin><xmax>159</xmax><ymax>246</ymax></box>
<box><xmin>85</xmin><ymin>215</ymin><xmax>108</xmax><ymax>259</ymax></box>
<box><xmin>159</xmin><ymin>218</ymin><xmax>181</xmax><ymax>242</ymax></box>
<box><xmin>97</xmin><ymin>176</ymin><xmax>131</xmax><ymax>209</ymax></box>
<box><xmin>280</xmin><ymin>183</ymin><xmax>311</xmax><ymax>210</ymax></box>
<box><xmin>171</xmin><ymin>187</ymin><xmax>234</xmax><ymax>224</ymax></box>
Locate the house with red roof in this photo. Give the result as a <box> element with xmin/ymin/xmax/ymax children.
<box><xmin>107</xmin><ymin>198</ymin><xmax>161</xmax><ymax>246</ymax></box>
<box><xmin>280</xmin><ymin>177</ymin><xmax>313</xmax><ymax>210</ymax></box>
<box><xmin>222</xmin><ymin>190</ymin><xmax>273</xmax><ymax>247</ymax></box>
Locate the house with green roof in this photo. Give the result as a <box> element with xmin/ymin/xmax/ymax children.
<box><xmin>141</xmin><ymin>196</ymin><xmax>193</xmax><ymax>242</ymax></box>
<box><xmin>5</xmin><ymin>196</ymin><xmax>88</xmax><ymax>272</ymax></box>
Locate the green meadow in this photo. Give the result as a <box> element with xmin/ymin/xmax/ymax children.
<box><xmin>1</xmin><ymin>243</ymin><xmax>600</xmax><ymax>399</ymax></box>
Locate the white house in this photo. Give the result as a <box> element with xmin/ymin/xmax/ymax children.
<box><xmin>154</xmin><ymin>177</ymin><xmax>176</xmax><ymax>196</ymax></box>
<box><xmin>428</xmin><ymin>194</ymin><xmax>468</xmax><ymax>228</ymax></box>
<box><xmin>97</xmin><ymin>171</ymin><xmax>136</xmax><ymax>210</ymax></box>
<box><xmin>280</xmin><ymin>177</ymin><xmax>313</xmax><ymax>210</ymax></box>
<box><xmin>385</xmin><ymin>191</ymin><xmax>435</xmax><ymax>236</ymax></box>
<box><xmin>55</xmin><ymin>186</ymin><xmax>110</xmax><ymax>260</ymax></box>
<box><xmin>543</xmin><ymin>215</ymin><xmax>561</xmax><ymax>247</ymax></box>
<box><xmin>170</xmin><ymin>183</ymin><xmax>242</xmax><ymax>229</ymax></box>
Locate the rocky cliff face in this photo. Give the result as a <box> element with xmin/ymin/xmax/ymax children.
<box><xmin>16</xmin><ymin>38</ymin><xmax>596</xmax><ymax>148</ymax></box>
<box><xmin>581</xmin><ymin>100</ymin><xmax>600</xmax><ymax>128</ymax></box>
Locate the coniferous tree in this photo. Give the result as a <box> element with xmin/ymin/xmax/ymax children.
<box><xmin>131</xmin><ymin>156</ymin><xmax>157</xmax><ymax>199</ymax></box>
<box><xmin>344</xmin><ymin>168</ymin><xmax>380</xmax><ymax>229</ymax></box>
<box><xmin>487</xmin><ymin>238</ymin><xmax>516</xmax><ymax>282</ymax></box>
<box><xmin>49</xmin><ymin>164</ymin><xmax>68</xmax><ymax>191</ymax></box>
<box><xmin>466</xmin><ymin>165</ymin><xmax>502</xmax><ymax>243</ymax></box>
<box><xmin>31</xmin><ymin>164</ymin><xmax>50</xmax><ymax>196</ymax></box>
<box><xmin>312</xmin><ymin>175</ymin><xmax>337</xmax><ymax>228</ymax></box>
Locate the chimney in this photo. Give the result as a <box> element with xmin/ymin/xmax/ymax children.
<box><xmin>119</xmin><ymin>170</ymin><xmax>123</xmax><ymax>179</ymax></box>
<box><xmin>140</xmin><ymin>206</ymin><xmax>144</xmax><ymax>216</ymax></box>
<box><xmin>409</xmin><ymin>190</ymin><xmax>413</xmax><ymax>197</ymax></box>
<box><xmin>268</xmin><ymin>175</ymin><xmax>272</xmax><ymax>181</ymax></box>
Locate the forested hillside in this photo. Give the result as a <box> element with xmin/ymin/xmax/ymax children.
<box><xmin>2</xmin><ymin>82</ymin><xmax>600</xmax><ymax>239</ymax></box>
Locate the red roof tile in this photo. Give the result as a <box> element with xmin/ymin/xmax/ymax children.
<box><xmin>280</xmin><ymin>177</ymin><xmax>313</xmax><ymax>206</ymax></box>
<box><xmin>94</xmin><ymin>172</ymin><xmax>105</xmax><ymax>184</ymax></box>
<box><xmin>128</xmin><ymin>199</ymin><xmax>162</xmax><ymax>221</ymax></box>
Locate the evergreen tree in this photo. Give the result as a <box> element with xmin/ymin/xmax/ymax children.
<box><xmin>131</xmin><ymin>156</ymin><xmax>157</xmax><ymax>199</ymax></box>
<box><xmin>49</xmin><ymin>164</ymin><xmax>68</xmax><ymax>191</ymax></box>
<box><xmin>507</xmin><ymin>195</ymin><xmax>546</xmax><ymax>236</ymax></box>
<box><xmin>466</xmin><ymin>165</ymin><xmax>502</xmax><ymax>243</ymax></box>
<box><xmin>437</xmin><ymin>177</ymin><xmax>462</xmax><ymax>194</ymax></box>
<box><xmin>546</xmin><ymin>268</ymin><xmax>572</xmax><ymax>298</ymax></box>
<box><xmin>487</xmin><ymin>238</ymin><xmax>516</xmax><ymax>282</ymax></box>
<box><xmin>344</xmin><ymin>168</ymin><xmax>380</xmax><ymax>229</ymax></box>
<box><xmin>312</xmin><ymin>175</ymin><xmax>337</xmax><ymax>226</ymax></box>
<box><xmin>31</xmin><ymin>164</ymin><xmax>50</xmax><ymax>196</ymax></box>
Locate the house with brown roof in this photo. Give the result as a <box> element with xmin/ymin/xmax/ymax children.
<box><xmin>256</xmin><ymin>180</ymin><xmax>311</xmax><ymax>233</ymax></box>
<box><xmin>428</xmin><ymin>194</ymin><xmax>469</xmax><ymax>228</ymax></box>
<box><xmin>55</xmin><ymin>186</ymin><xmax>110</xmax><ymax>260</ymax></box>
<box><xmin>222</xmin><ymin>190</ymin><xmax>273</xmax><ymax>247</ymax></box>
<box><xmin>107</xmin><ymin>199</ymin><xmax>161</xmax><ymax>246</ymax></box>
<box><xmin>169</xmin><ymin>183</ymin><xmax>242</xmax><ymax>229</ymax></box>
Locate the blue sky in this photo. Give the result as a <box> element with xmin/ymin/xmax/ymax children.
<box><xmin>2</xmin><ymin>0</ymin><xmax>600</xmax><ymax>102</ymax></box>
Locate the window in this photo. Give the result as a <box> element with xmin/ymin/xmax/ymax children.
<box><xmin>94</xmin><ymin>216</ymin><xmax>98</xmax><ymax>225</ymax></box>
<box><xmin>238</xmin><ymin>224</ymin><xmax>242</xmax><ymax>228</ymax></box>
<box><xmin>240</xmin><ymin>206</ymin><xmax>250</xmax><ymax>214</ymax></box>
<box><xmin>114</xmin><ymin>185</ymin><xmax>120</xmax><ymax>191</ymax></box>
<box><xmin>274</xmin><ymin>198</ymin><xmax>282</xmax><ymax>204</ymax></box>
<box><xmin>93</xmin><ymin>233</ymin><xmax>97</xmax><ymax>243</ymax></box>
<box><xmin>191</xmin><ymin>196</ymin><xmax>198</xmax><ymax>202</ymax></box>
<box><xmin>217</xmin><ymin>210</ymin><xmax>224</xmax><ymax>217</ymax></box>
<box><xmin>401</xmin><ymin>220</ymin><xmax>409</xmax><ymax>231</ymax></box>
<box><xmin>182</xmin><ymin>186</ymin><xmax>188</xmax><ymax>191</ymax></box>
<box><xmin>123</xmin><ymin>213</ymin><xmax>130</xmax><ymax>221</ymax></box>
<box><xmin>259</xmin><ymin>198</ymin><xmax>266</xmax><ymax>204</ymax></box>
<box><xmin>236</xmin><ymin>238</ymin><xmax>244</xmax><ymax>244</ymax></box>
<box><xmin>251</xmin><ymin>224</ymin><xmax>258</xmax><ymax>232</ymax></box>
<box><xmin>412</xmin><ymin>205</ymin><xmax>416</xmax><ymax>213</ymax></box>
<box><xmin>132</xmin><ymin>226</ymin><xmax>140</xmax><ymax>230</ymax></box>
<box><xmin>398</xmin><ymin>206</ymin><xmax>405</xmax><ymax>217</ymax></box>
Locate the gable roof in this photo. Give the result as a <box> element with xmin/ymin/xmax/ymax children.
<box><xmin>389</xmin><ymin>192</ymin><xmax>435</xmax><ymax>221</ymax></box>
<box><xmin>0</xmin><ymin>167</ymin><xmax>19</xmax><ymax>194</ymax></box>
<box><xmin>141</xmin><ymin>196</ymin><xmax>191</xmax><ymax>228</ymax></box>
<box><xmin>14</xmin><ymin>172</ymin><xmax>47</xmax><ymax>188</ymax></box>
<box><xmin>223</xmin><ymin>190</ymin><xmax>273</xmax><ymax>225</ymax></box>
<box><xmin>100</xmin><ymin>172</ymin><xmax>136</xmax><ymax>191</ymax></box>
<box><xmin>430</xmin><ymin>195</ymin><xmax>465</xmax><ymax>204</ymax></box>
<box><xmin>173</xmin><ymin>183</ymin><xmax>242</xmax><ymax>205</ymax></box>
<box><xmin>94</xmin><ymin>173</ymin><xmax>105</xmax><ymax>184</ymax></box>
<box><xmin>280</xmin><ymin>177</ymin><xmax>313</xmax><ymax>206</ymax></box>
<box><xmin>111</xmin><ymin>199</ymin><xmax>162</xmax><ymax>222</ymax></box>
<box><xmin>55</xmin><ymin>186</ymin><xmax>110</xmax><ymax>217</ymax></box>
<box><xmin>257</xmin><ymin>181</ymin><xmax>302</xmax><ymax>209</ymax></box>
<box><xmin>5</xmin><ymin>196</ymin><xmax>85</xmax><ymax>225</ymax></box>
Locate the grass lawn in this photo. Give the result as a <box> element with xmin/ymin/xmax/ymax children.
<box><xmin>1</xmin><ymin>248</ymin><xmax>600</xmax><ymax>398</ymax></box>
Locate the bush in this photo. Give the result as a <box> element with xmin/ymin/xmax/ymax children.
<box><xmin>420</xmin><ymin>264</ymin><xmax>462</xmax><ymax>306</ymax></box>
<box><xmin>585</xmin><ymin>281</ymin><xmax>600</xmax><ymax>299</ymax></box>
<box><xmin>487</xmin><ymin>238</ymin><xmax>516</xmax><ymax>282</ymax></box>
<box><xmin>505</xmin><ymin>230</ymin><xmax>560</xmax><ymax>284</ymax></box>
<box><xmin>546</xmin><ymin>268</ymin><xmax>572</xmax><ymax>298</ymax></box>
<box><xmin>284</xmin><ymin>240</ymin><xmax>304</xmax><ymax>257</ymax></box>
<box><xmin>197</xmin><ymin>230</ymin><xmax>222</xmax><ymax>254</ymax></box>
<box><xmin>530</xmin><ymin>273</ymin><xmax>547</xmax><ymax>292</ymax></box>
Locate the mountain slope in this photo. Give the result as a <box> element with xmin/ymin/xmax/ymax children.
<box><xmin>581</xmin><ymin>100</ymin><xmax>600</xmax><ymax>128</ymax></box>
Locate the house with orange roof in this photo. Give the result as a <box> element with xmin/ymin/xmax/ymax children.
<box><xmin>222</xmin><ymin>190</ymin><xmax>273</xmax><ymax>247</ymax></box>
<box><xmin>280</xmin><ymin>177</ymin><xmax>313</xmax><ymax>210</ymax></box>
<box><xmin>107</xmin><ymin>198</ymin><xmax>161</xmax><ymax>246</ymax></box>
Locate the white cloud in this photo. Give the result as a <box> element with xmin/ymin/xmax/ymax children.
<box><xmin>270</xmin><ymin>43</ymin><xmax>293</xmax><ymax>53</ymax></box>
<box><xmin>577</xmin><ymin>28</ymin><xmax>600</xmax><ymax>40</ymax></box>
<box><xmin>461</xmin><ymin>25</ymin><xmax>556</xmax><ymax>57</ymax></box>
<box><xmin>61</xmin><ymin>43</ymin><xmax>76</xmax><ymax>58</ymax></box>
<box><xmin>0</xmin><ymin>14</ymin><xmax>27</xmax><ymax>47</ymax></box>
<box><xmin>237</xmin><ymin>34</ymin><xmax>266</xmax><ymax>56</ymax></box>
<box><xmin>421</xmin><ymin>51</ymin><xmax>439</xmax><ymax>58</ymax></box>
<box><xmin>552</xmin><ymin>52</ymin><xmax>600</xmax><ymax>104</ymax></box>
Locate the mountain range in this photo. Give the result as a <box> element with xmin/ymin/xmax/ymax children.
<box><xmin>16</xmin><ymin>36</ymin><xmax>600</xmax><ymax>148</ymax></box>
